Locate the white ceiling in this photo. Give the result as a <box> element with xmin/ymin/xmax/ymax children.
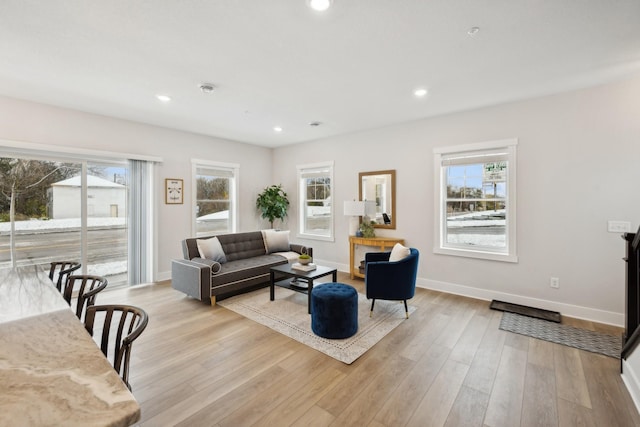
<box><xmin>1</xmin><ymin>1</ymin><xmax>639</xmax><ymax>148</ymax></box>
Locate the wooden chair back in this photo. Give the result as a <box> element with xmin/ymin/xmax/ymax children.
<box><xmin>63</xmin><ymin>275</ymin><xmax>108</xmax><ymax>321</ymax></box>
<box><xmin>84</xmin><ymin>304</ymin><xmax>149</xmax><ymax>390</ymax></box>
<box><xmin>49</xmin><ymin>261</ymin><xmax>81</xmax><ymax>291</ymax></box>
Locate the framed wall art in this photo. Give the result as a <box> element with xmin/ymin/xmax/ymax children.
<box><xmin>165</xmin><ymin>178</ymin><xmax>183</xmax><ymax>204</ymax></box>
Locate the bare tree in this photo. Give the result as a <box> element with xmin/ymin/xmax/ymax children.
<box><xmin>0</xmin><ymin>159</ymin><xmax>76</xmax><ymax>266</ymax></box>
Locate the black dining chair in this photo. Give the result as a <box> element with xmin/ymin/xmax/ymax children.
<box><xmin>84</xmin><ymin>304</ymin><xmax>149</xmax><ymax>391</ymax></box>
<box><xmin>62</xmin><ymin>275</ymin><xmax>108</xmax><ymax>322</ymax></box>
<box><xmin>49</xmin><ymin>261</ymin><xmax>81</xmax><ymax>291</ymax></box>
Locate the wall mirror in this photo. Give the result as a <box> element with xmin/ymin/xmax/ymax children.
<box><xmin>359</xmin><ymin>169</ymin><xmax>396</xmax><ymax>229</ymax></box>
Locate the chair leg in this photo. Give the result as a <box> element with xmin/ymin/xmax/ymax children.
<box><xmin>370</xmin><ymin>299</ymin><xmax>375</xmax><ymax>317</ymax></box>
<box><xmin>404</xmin><ymin>300</ymin><xmax>409</xmax><ymax>319</ymax></box>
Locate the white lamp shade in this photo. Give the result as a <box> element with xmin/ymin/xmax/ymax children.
<box><xmin>343</xmin><ymin>201</ymin><xmax>366</xmax><ymax>216</ymax></box>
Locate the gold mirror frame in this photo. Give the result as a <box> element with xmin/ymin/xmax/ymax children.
<box><xmin>359</xmin><ymin>170</ymin><xmax>396</xmax><ymax>229</ymax></box>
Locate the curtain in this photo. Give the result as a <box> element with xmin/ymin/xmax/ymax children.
<box><xmin>128</xmin><ymin>159</ymin><xmax>153</xmax><ymax>285</ymax></box>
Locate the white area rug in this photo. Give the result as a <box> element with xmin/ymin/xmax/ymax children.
<box><xmin>218</xmin><ymin>287</ymin><xmax>415</xmax><ymax>364</ymax></box>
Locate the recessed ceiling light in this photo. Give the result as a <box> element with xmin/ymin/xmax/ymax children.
<box><xmin>468</xmin><ymin>26</ymin><xmax>480</xmax><ymax>37</ymax></box>
<box><xmin>309</xmin><ymin>121</ymin><xmax>322</xmax><ymax>127</ymax></box>
<box><xmin>273</xmin><ymin>126</ymin><xmax>283</xmax><ymax>132</ymax></box>
<box><xmin>199</xmin><ymin>83</ymin><xmax>216</xmax><ymax>93</ymax></box>
<box><xmin>414</xmin><ymin>88</ymin><xmax>428</xmax><ymax>98</ymax></box>
<box><xmin>156</xmin><ymin>94</ymin><xmax>171</xmax><ymax>103</ymax></box>
<box><xmin>308</xmin><ymin>0</ymin><xmax>332</xmax><ymax>12</ymax></box>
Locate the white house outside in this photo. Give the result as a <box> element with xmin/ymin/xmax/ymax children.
<box><xmin>48</xmin><ymin>175</ymin><xmax>126</xmax><ymax>219</ymax></box>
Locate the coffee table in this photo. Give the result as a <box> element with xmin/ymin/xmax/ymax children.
<box><xmin>270</xmin><ymin>263</ymin><xmax>337</xmax><ymax>314</ymax></box>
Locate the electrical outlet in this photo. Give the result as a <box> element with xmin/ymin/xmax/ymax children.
<box><xmin>608</xmin><ymin>220</ymin><xmax>631</xmax><ymax>233</ymax></box>
<box><xmin>550</xmin><ymin>277</ymin><xmax>560</xmax><ymax>289</ymax></box>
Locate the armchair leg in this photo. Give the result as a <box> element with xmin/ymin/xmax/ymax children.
<box><xmin>370</xmin><ymin>299</ymin><xmax>376</xmax><ymax>318</ymax></box>
<box><xmin>404</xmin><ymin>300</ymin><xmax>409</xmax><ymax>319</ymax></box>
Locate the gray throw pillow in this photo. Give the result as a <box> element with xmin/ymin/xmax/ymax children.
<box><xmin>196</xmin><ymin>236</ymin><xmax>227</xmax><ymax>263</ymax></box>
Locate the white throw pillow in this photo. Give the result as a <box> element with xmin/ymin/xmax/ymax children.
<box><xmin>196</xmin><ymin>237</ymin><xmax>227</xmax><ymax>263</ymax></box>
<box><xmin>389</xmin><ymin>243</ymin><xmax>411</xmax><ymax>262</ymax></box>
<box><xmin>262</xmin><ymin>229</ymin><xmax>290</xmax><ymax>253</ymax></box>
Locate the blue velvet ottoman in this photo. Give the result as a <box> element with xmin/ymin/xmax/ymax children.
<box><xmin>311</xmin><ymin>283</ymin><xmax>358</xmax><ymax>339</ymax></box>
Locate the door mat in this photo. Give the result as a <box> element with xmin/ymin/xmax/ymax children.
<box><xmin>499</xmin><ymin>312</ymin><xmax>622</xmax><ymax>359</ymax></box>
<box><xmin>490</xmin><ymin>299</ymin><xmax>561</xmax><ymax>323</ymax></box>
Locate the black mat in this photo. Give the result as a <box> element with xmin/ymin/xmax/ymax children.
<box><xmin>490</xmin><ymin>299</ymin><xmax>561</xmax><ymax>323</ymax></box>
<box><xmin>499</xmin><ymin>312</ymin><xmax>621</xmax><ymax>359</ymax></box>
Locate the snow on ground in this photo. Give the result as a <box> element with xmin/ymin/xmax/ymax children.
<box><xmin>0</xmin><ymin>217</ymin><xmax>125</xmax><ymax>232</ymax></box>
<box><xmin>0</xmin><ymin>218</ymin><xmax>128</xmax><ymax>280</ymax></box>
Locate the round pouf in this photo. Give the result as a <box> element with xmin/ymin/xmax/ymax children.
<box><xmin>311</xmin><ymin>283</ymin><xmax>358</xmax><ymax>339</ymax></box>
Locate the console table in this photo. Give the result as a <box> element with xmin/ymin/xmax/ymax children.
<box><xmin>349</xmin><ymin>236</ymin><xmax>405</xmax><ymax>279</ymax></box>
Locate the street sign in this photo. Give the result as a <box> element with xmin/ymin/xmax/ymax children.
<box><xmin>483</xmin><ymin>161</ymin><xmax>507</xmax><ymax>182</ymax></box>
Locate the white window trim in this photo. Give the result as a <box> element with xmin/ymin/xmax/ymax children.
<box><xmin>191</xmin><ymin>159</ymin><xmax>239</xmax><ymax>236</ymax></box>
<box><xmin>297</xmin><ymin>160</ymin><xmax>334</xmax><ymax>242</ymax></box>
<box><xmin>0</xmin><ymin>138</ymin><xmax>162</xmax><ymax>163</ymax></box>
<box><xmin>433</xmin><ymin>138</ymin><xmax>518</xmax><ymax>263</ymax></box>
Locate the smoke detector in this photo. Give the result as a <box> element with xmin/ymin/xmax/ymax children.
<box><xmin>199</xmin><ymin>83</ymin><xmax>216</xmax><ymax>93</ymax></box>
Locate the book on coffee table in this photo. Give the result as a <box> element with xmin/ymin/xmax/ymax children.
<box><xmin>291</xmin><ymin>262</ymin><xmax>317</xmax><ymax>272</ymax></box>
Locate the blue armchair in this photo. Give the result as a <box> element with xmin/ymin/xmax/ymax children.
<box><xmin>365</xmin><ymin>248</ymin><xmax>419</xmax><ymax>319</ymax></box>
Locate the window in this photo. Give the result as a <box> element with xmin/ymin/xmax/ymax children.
<box><xmin>0</xmin><ymin>145</ymin><xmax>156</xmax><ymax>286</ymax></box>
<box><xmin>434</xmin><ymin>139</ymin><xmax>517</xmax><ymax>262</ymax></box>
<box><xmin>298</xmin><ymin>161</ymin><xmax>334</xmax><ymax>241</ymax></box>
<box><xmin>192</xmin><ymin>160</ymin><xmax>238</xmax><ymax>236</ymax></box>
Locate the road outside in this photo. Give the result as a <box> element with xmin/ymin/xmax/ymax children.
<box><xmin>0</xmin><ymin>219</ymin><xmax>128</xmax><ymax>285</ymax></box>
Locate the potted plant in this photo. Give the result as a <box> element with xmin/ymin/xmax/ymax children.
<box><xmin>298</xmin><ymin>253</ymin><xmax>312</xmax><ymax>265</ymax></box>
<box><xmin>359</xmin><ymin>220</ymin><xmax>376</xmax><ymax>238</ymax></box>
<box><xmin>256</xmin><ymin>184</ymin><xmax>290</xmax><ymax>229</ymax></box>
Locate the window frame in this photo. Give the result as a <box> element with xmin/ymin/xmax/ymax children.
<box><xmin>297</xmin><ymin>161</ymin><xmax>334</xmax><ymax>242</ymax></box>
<box><xmin>433</xmin><ymin>139</ymin><xmax>518</xmax><ymax>263</ymax></box>
<box><xmin>191</xmin><ymin>159</ymin><xmax>239</xmax><ymax>237</ymax></box>
<box><xmin>0</xmin><ymin>139</ymin><xmax>158</xmax><ymax>285</ymax></box>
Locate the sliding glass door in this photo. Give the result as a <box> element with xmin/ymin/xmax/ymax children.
<box><xmin>0</xmin><ymin>156</ymin><xmax>130</xmax><ymax>286</ymax></box>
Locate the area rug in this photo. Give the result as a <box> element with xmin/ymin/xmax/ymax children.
<box><xmin>499</xmin><ymin>312</ymin><xmax>622</xmax><ymax>359</ymax></box>
<box><xmin>218</xmin><ymin>287</ymin><xmax>415</xmax><ymax>364</ymax></box>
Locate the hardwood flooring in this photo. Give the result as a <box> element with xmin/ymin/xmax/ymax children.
<box><xmin>97</xmin><ymin>273</ymin><xmax>640</xmax><ymax>426</ymax></box>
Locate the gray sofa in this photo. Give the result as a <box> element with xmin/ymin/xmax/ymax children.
<box><xmin>171</xmin><ymin>231</ymin><xmax>311</xmax><ymax>304</ymax></box>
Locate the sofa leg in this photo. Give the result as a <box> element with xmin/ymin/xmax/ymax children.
<box><xmin>370</xmin><ymin>299</ymin><xmax>375</xmax><ymax>317</ymax></box>
<box><xmin>210</xmin><ymin>296</ymin><xmax>216</xmax><ymax>306</ymax></box>
<box><xmin>404</xmin><ymin>300</ymin><xmax>409</xmax><ymax>319</ymax></box>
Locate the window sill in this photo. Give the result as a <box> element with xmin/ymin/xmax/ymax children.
<box><xmin>297</xmin><ymin>233</ymin><xmax>334</xmax><ymax>243</ymax></box>
<box><xmin>434</xmin><ymin>246</ymin><xmax>518</xmax><ymax>263</ymax></box>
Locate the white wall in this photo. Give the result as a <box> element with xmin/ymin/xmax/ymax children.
<box><xmin>1</xmin><ymin>74</ymin><xmax>639</xmax><ymax>325</ymax></box>
<box><xmin>273</xmin><ymin>74</ymin><xmax>640</xmax><ymax>325</ymax></box>
<box><xmin>0</xmin><ymin>95</ymin><xmax>273</xmax><ymax>280</ymax></box>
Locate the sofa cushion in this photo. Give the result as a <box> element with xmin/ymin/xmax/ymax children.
<box><xmin>261</xmin><ymin>229</ymin><xmax>290</xmax><ymax>253</ymax></box>
<box><xmin>196</xmin><ymin>237</ymin><xmax>227</xmax><ymax>263</ymax></box>
<box><xmin>217</xmin><ymin>231</ymin><xmax>267</xmax><ymax>261</ymax></box>
<box><xmin>211</xmin><ymin>254</ymin><xmax>287</xmax><ymax>286</ymax></box>
<box><xmin>274</xmin><ymin>251</ymin><xmax>301</xmax><ymax>263</ymax></box>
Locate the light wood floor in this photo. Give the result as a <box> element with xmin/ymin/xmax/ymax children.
<box><xmin>98</xmin><ymin>273</ymin><xmax>640</xmax><ymax>427</ymax></box>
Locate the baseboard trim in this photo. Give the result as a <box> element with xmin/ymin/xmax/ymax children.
<box><xmin>157</xmin><ymin>270</ymin><xmax>171</xmax><ymax>282</ymax></box>
<box><xmin>169</xmin><ymin>260</ymin><xmax>622</xmax><ymax>326</ymax></box>
<box><xmin>416</xmin><ymin>278</ymin><xmax>623</xmax><ymax>327</ymax></box>
<box><xmin>622</xmin><ymin>358</ymin><xmax>640</xmax><ymax>415</ymax></box>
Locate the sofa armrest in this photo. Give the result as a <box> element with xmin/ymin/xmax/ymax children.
<box><xmin>171</xmin><ymin>259</ymin><xmax>212</xmax><ymax>302</ymax></box>
<box><xmin>289</xmin><ymin>244</ymin><xmax>313</xmax><ymax>258</ymax></box>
